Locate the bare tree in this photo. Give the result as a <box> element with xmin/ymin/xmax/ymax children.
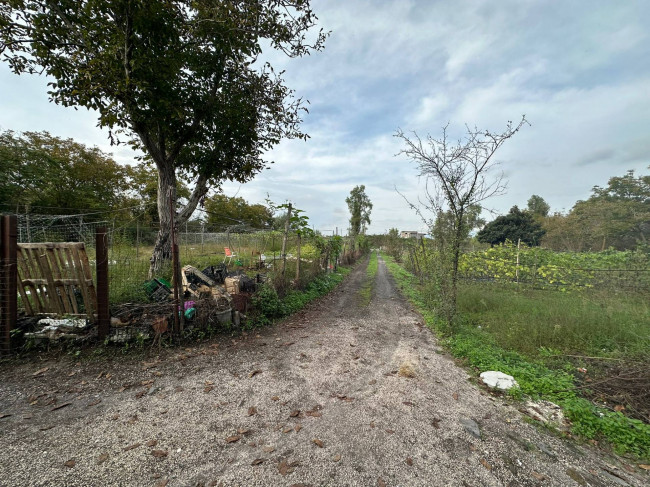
<box><xmin>395</xmin><ymin>116</ymin><xmax>528</xmax><ymax>324</ymax></box>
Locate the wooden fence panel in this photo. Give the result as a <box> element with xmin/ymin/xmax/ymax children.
<box><xmin>17</xmin><ymin>242</ymin><xmax>97</xmax><ymax>319</ymax></box>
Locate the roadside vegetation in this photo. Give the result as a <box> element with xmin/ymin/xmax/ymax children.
<box><xmin>384</xmin><ymin>254</ymin><xmax>650</xmax><ymax>460</ymax></box>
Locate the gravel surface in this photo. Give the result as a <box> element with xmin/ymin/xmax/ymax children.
<box><xmin>0</xmin><ymin>254</ymin><xmax>647</xmax><ymax>486</ymax></box>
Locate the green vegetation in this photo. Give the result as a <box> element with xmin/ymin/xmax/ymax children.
<box><xmin>383</xmin><ymin>255</ymin><xmax>650</xmax><ymax>459</ymax></box>
<box><xmin>459</xmin><ymin>242</ymin><xmax>650</xmax><ymax>292</ymax></box>
<box><xmin>359</xmin><ymin>251</ymin><xmax>378</xmax><ymax>305</ymax></box>
<box><xmin>251</xmin><ymin>268</ymin><xmax>350</xmax><ymax>327</ymax></box>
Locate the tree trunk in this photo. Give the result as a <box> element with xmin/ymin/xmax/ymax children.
<box><xmin>280</xmin><ymin>203</ymin><xmax>292</xmax><ymax>277</ymax></box>
<box><xmin>148</xmin><ymin>163</ymin><xmax>208</xmax><ymax>278</ymax></box>
<box><xmin>149</xmin><ymin>164</ymin><xmax>176</xmax><ymax>278</ymax></box>
<box><xmin>295</xmin><ymin>233</ymin><xmax>301</xmax><ymax>283</ymax></box>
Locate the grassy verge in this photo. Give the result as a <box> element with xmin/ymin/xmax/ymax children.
<box><xmin>250</xmin><ymin>267</ymin><xmax>351</xmax><ymax>327</ymax></box>
<box><xmin>359</xmin><ymin>251</ymin><xmax>378</xmax><ymax>305</ymax></box>
<box><xmin>383</xmin><ymin>255</ymin><xmax>650</xmax><ymax>460</ymax></box>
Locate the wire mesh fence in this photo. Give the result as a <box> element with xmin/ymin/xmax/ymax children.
<box><xmin>6</xmin><ymin>212</ymin><xmax>354</xmax><ymax>347</ymax></box>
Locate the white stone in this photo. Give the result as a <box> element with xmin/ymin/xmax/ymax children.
<box><xmin>480</xmin><ymin>371</ymin><xmax>518</xmax><ymax>390</ymax></box>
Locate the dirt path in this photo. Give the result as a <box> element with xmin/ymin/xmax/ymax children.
<box><xmin>0</xmin><ymin>254</ymin><xmax>646</xmax><ymax>486</ymax></box>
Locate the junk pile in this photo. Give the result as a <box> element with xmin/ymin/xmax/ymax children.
<box><xmin>23</xmin><ymin>317</ymin><xmax>92</xmax><ymax>344</ymax></box>
<box><xmin>16</xmin><ymin>261</ymin><xmax>265</xmax><ymax>346</ymax></box>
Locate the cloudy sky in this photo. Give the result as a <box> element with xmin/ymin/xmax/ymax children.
<box><xmin>1</xmin><ymin>0</ymin><xmax>648</xmax><ymax>234</ymax></box>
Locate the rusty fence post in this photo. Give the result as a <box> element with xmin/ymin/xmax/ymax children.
<box><xmin>1</xmin><ymin>215</ymin><xmax>17</xmax><ymax>355</ymax></box>
<box><xmin>95</xmin><ymin>227</ymin><xmax>110</xmax><ymax>340</ymax></box>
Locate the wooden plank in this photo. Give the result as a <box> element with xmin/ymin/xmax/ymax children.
<box><xmin>70</xmin><ymin>246</ymin><xmax>93</xmax><ymax>317</ymax></box>
<box><xmin>27</xmin><ymin>247</ymin><xmax>49</xmax><ymax>312</ymax></box>
<box><xmin>55</xmin><ymin>248</ymin><xmax>78</xmax><ymax>314</ymax></box>
<box><xmin>47</xmin><ymin>248</ymin><xmax>72</xmax><ymax>314</ymax></box>
<box><xmin>37</xmin><ymin>248</ymin><xmax>64</xmax><ymax>314</ymax></box>
<box><xmin>62</xmin><ymin>247</ymin><xmax>80</xmax><ymax>314</ymax></box>
<box><xmin>18</xmin><ymin>243</ymin><xmax>85</xmax><ymax>250</ymax></box>
<box><xmin>78</xmin><ymin>245</ymin><xmax>98</xmax><ymax>313</ymax></box>
<box><xmin>16</xmin><ymin>248</ymin><xmax>35</xmax><ymax>314</ymax></box>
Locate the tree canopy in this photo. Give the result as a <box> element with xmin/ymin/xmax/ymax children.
<box><xmin>346</xmin><ymin>185</ymin><xmax>372</xmax><ymax>236</ymax></box>
<box><xmin>1</xmin><ymin>0</ymin><xmax>327</xmax><ymax>274</ymax></box>
<box><xmin>0</xmin><ymin>130</ymin><xmax>131</xmax><ymax>219</ymax></box>
<box><xmin>204</xmin><ymin>194</ymin><xmax>273</xmax><ymax>231</ymax></box>
<box><xmin>541</xmin><ymin>168</ymin><xmax>649</xmax><ymax>251</ymax></box>
<box><xmin>477</xmin><ymin>206</ymin><xmax>546</xmax><ymax>246</ymax></box>
<box><xmin>527</xmin><ymin>194</ymin><xmax>550</xmax><ymax>218</ymax></box>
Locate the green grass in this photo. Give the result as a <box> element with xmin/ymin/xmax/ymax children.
<box><xmin>359</xmin><ymin>251</ymin><xmax>378</xmax><ymax>305</ymax></box>
<box><xmin>383</xmin><ymin>255</ymin><xmax>650</xmax><ymax>460</ymax></box>
<box><xmin>458</xmin><ymin>282</ymin><xmax>650</xmax><ymax>360</ymax></box>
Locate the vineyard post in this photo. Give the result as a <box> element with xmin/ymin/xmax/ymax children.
<box><xmin>516</xmin><ymin>238</ymin><xmax>521</xmax><ymax>284</ymax></box>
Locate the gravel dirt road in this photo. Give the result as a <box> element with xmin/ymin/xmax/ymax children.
<box><xmin>0</xmin><ymin>254</ymin><xmax>647</xmax><ymax>486</ymax></box>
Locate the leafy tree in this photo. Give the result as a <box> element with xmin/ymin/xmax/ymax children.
<box><xmin>527</xmin><ymin>194</ymin><xmax>550</xmax><ymax>218</ymax></box>
<box><xmin>541</xmin><ymin>169</ymin><xmax>649</xmax><ymax>251</ymax></box>
<box><xmin>1</xmin><ymin>0</ymin><xmax>327</xmax><ymax>275</ymax></box>
<box><xmin>396</xmin><ymin>117</ymin><xmax>527</xmax><ymax>324</ymax></box>
<box><xmin>477</xmin><ymin>206</ymin><xmax>546</xmax><ymax>246</ymax></box>
<box><xmin>0</xmin><ymin>130</ymin><xmax>130</xmax><ymax>218</ymax></box>
<box><xmin>346</xmin><ymin>185</ymin><xmax>372</xmax><ymax>236</ymax></box>
<box><xmin>432</xmin><ymin>204</ymin><xmax>485</xmax><ymax>248</ymax></box>
<box><xmin>204</xmin><ymin>194</ymin><xmax>272</xmax><ymax>230</ymax></box>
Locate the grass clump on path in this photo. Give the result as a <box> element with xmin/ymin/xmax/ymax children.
<box><xmin>359</xmin><ymin>251</ymin><xmax>378</xmax><ymax>305</ymax></box>
<box><xmin>383</xmin><ymin>255</ymin><xmax>650</xmax><ymax>460</ymax></box>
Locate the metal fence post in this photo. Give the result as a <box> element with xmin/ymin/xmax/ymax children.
<box><xmin>1</xmin><ymin>215</ymin><xmax>17</xmax><ymax>355</ymax></box>
<box><xmin>96</xmin><ymin>227</ymin><xmax>110</xmax><ymax>339</ymax></box>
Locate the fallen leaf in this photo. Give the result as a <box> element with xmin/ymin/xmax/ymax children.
<box><xmin>283</xmin><ymin>427</ymin><xmax>292</xmax><ymax>433</ymax></box>
<box><xmin>174</xmin><ymin>386</ymin><xmax>184</xmax><ymax>393</ymax></box>
<box><xmin>306</xmin><ymin>410</ymin><xmax>322</xmax><ymax>418</ymax></box>
<box><xmin>249</xmin><ymin>369</ymin><xmax>263</xmax><ymax>378</ymax></box>
<box><xmin>152</xmin><ymin>450</ymin><xmax>168</xmax><ymax>458</ymax></box>
<box><xmin>225</xmin><ymin>435</ymin><xmax>241</xmax><ymax>443</ymax></box>
<box><xmin>332</xmin><ymin>454</ymin><xmax>341</xmax><ymax>462</ymax></box>
<box><xmin>531</xmin><ymin>472</ymin><xmax>546</xmax><ymax>481</ymax></box>
<box><xmin>87</xmin><ymin>399</ymin><xmax>101</xmax><ymax>407</ymax></box>
<box><xmin>369</xmin><ymin>379</ymin><xmax>377</xmax><ymax>385</ymax></box>
<box><xmin>205</xmin><ymin>380</ymin><xmax>214</xmax><ymax>386</ymax></box>
<box><xmin>432</xmin><ymin>418</ymin><xmax>441</xmax><ymax>429</ymax></box>
<box><xmin>453</xmin><ymin>393</ymin><xmax>459</xmax><ymax>401</ymax></box>
<box><xmin>135</xmin><ymin>389</ymin><xmax>148</xmax><ymax>399</ymax></box>
<box><xmin>377</xmin><ymin>478</ymin><xmax>386</xmax><ymax>487</ymax></box>
<box><xmin>290</xmin><ymin>410</ymin><xmax>300</xmax><ymax>417</ymax></box>
<box><xmin>111</xmin><ymin>414</ymin><xmax>119</xmax><ymax>421</ymax></box>
<box><xmin>639</xmin><ymin>464</ymin><xmax>650</xmax><ymax>470</ymax></box>
<box><xmin>51</xmin><ymin>402</ymin><xmax>72</xmax><ymax>411</ymax></box>
<box><xmin>204</xmin><ymin>385</ymin><xmax>214</xmax><ymax>393</ymax></box>
<box><xmin>278</xmin><ymin>459</ymin><xmax>292</xmax><ymax>476</ymax></box>
<box><xmin>0</xmin><ymin>413</ymin><xmax>11</xmax><ymax>419</ymax></box>
<box><xmin>39</xmin><ymin>425</ymin><xmax>54</xmax><ymax>431</ymax></box>
<box><xmin>480</xmin><ymin>458</ymin><xmax>492</xmax><ymax>471</ymax></box>
<box><xmin>32</xmin><ymin>367</ymin><xmax>49</xmax><ymax>377</ymax></box>
<box><xmin>251</xmin><ymin>458</ymin><xmax>265</xmax><ymax>466</ymax></box>
<box><xmin>96</xmin><ymin>453</ymin><xmax>109</xmax><ymax>464</ymax></box>
<box><xmin>64</xmin><ymin>459</ymin><xmax>75</xmax><ymax>468</ymax></box>
<box><xmin>614</xmin><ymin>405</ymin><xmax>625</xmax><ymax>412</ymax></box>
<box><xmin>295</xmin><ymin>424</ymin><xmax>302</xmax><ymax>432</ymax></box>
<box><xmin>237</xmin><ymin>428</ymin><xmax>250</xmax><ymax>435</ymax></box>
<box><xmin>313</xmin><ymin>439</ymin><xmax>324</xmax><ymax>448</ymax></box>
<box><xmin>123</xmin><ymin>443</ymin><xmax>141</xmax><ymax>451</ymax></box>
<box><xmin>402</xmin><ymin>401</ymin><xmax>415</xmax><ymax>407</ymax></box>
<box><xmin>406</xmin><ymin>457</ymin><xmax>413</xmax><ymax>466</ymax></box>
<box><xmin>146</xmin><ymin>440</ymin><xmax>158</xmax><ymax>447</ymax></box>
<box><xmin>154</xmin><ymin>479</ymin><xmax>168</xmax><ymax>487</ymax></box>
<box><xmin>141</xmin><ymin>379</ymin><xmax>154</xmax><ymax>386</ymax></box>
<box><xmin>385</xmin><ymin>429</ymin><xmax>395</xmax><ymax>434</ymax></box>
<box><xmin>271</xmin><ymin>396</ymin><xmax>279</xmax><ymax>401</ymax></box>
<box><xmin>262</xmin><ymin>446</ymin><xmax>276</xmax><ymax>453</ymax></box>
<box><xmin>248</xmin><ymin>406</ymin><xmax>257</xmax><ymax>416</ymax></box>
